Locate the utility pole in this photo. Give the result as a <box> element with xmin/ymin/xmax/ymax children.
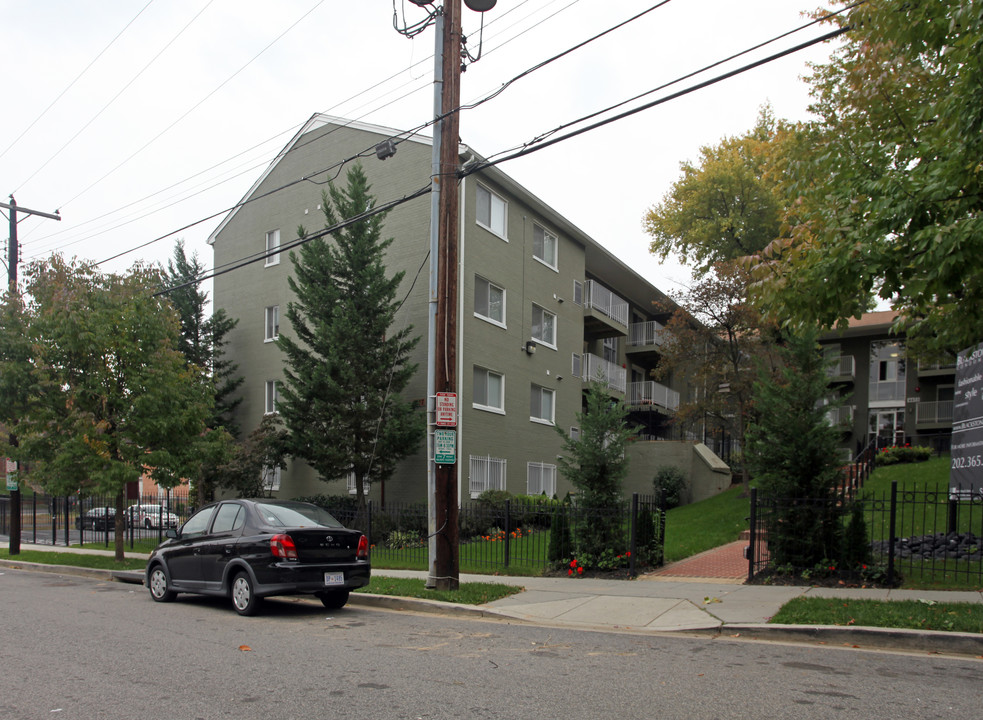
<box><xmin>2</xmin><ymin>196</ymin><xmax>61</xmax><ymax>555</ymax></box>
<box><xmin>432</xmin><ymin>0</ymin><xmax>463</xmax><ymax>592</ymax></box>
<box><xmin>408</xmin><ymin>0</ymin><xmax>494</xmax><ymax>591</ymax></box>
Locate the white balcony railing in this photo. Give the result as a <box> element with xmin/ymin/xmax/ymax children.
<box><xmin>825</xmin><ymin>355</ymin><xmax>856</xmax><ymax>379</ymax></box>
<box><xmin>628</xmin><ymin>320</ymin><xmax>665</xmax><ymax>348</ymax></box>
<box><xmin>824</xmin><ymin>405</ymin><xmax>855</xmax><ymax>427</ymax></box>
<box><xmin>584</xmin><ymin>280</ymin><xmax>628</xmax><ymax>327</ymax></box>
<box><xmin>628</xmin><ymin>381</ymin><xmax>679</xmax><ymax>411</ymax></box>
<box><xmin>583</xmin><ymin>353</ymin><xmax>627</xmax><ymax>393</ymax></box>
<box><xmin>916</xmin><ymin>401</ymin><xmax>954</xmax><ymax>424</ymax></box>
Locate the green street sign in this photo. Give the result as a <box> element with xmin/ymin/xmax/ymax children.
<box><xmin>434</xmin><ymin>429</ymin><xmax>456</xmax><ymax>465</ymax></box>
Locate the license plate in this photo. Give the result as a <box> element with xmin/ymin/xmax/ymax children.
<box><xmin>324</xmin><ymin>573</ymin><xmax>344</xmax><ymax>586</ymax></box>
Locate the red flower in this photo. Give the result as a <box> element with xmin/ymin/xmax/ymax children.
<box><xmin>626</xmin><ymin>551</ymin><xmax>631</xmax><ymax>557</ymax></box>
<box><xmin>577</xmin><ymin>566</ymin><xmax>584</xmax><ymax>574</ymax></box>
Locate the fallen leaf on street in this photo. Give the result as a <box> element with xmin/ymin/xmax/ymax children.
<box><xmin>239</xmin><ymin>645</ymin><xmax>252</xmax><ymax>652</ymax></box>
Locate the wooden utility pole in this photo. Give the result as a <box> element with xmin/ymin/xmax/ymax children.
<box><xmin>432</xmin><ymin>0</ymin><xmax>462</xmax><ymax>591</ymax></box>
<box><xmin>2</xmin><ymin>196</ymin><xmax>61</xmax><ymax>555</ymax></box>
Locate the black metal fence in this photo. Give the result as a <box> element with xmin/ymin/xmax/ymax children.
<box><xmin>2</xmin><ymin>491</ymin><xmax>667</xmax><ymax>576</ymax></box>
<box><xmin>747</xmin><ymin>481</ymin><xmax>983</xmax><ymax>586</ymax></box>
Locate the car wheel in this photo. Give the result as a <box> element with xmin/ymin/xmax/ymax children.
<box><xmin>316</xmin><ymin>590</ymin><xmax>350</xmax><ymax>610</ymax></box>
<box><xmin>231</xmin><ymin>572</ymin><xmax>262</xmax><ymax>616</ymax></box>
<box><xmin>148</xmin><ymin>565</ymin><xmax>176</xmax><ymax>603</ymax></box>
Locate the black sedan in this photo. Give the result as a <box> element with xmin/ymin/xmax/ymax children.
<box><xmin>144</xmin><ymin>499</ymin><xmax>370</xmax><ymax>616</ymax></box>
<box><xmin>75</xmin><ymin>507</ymin><xmax>116</xmax><ymax>532</ymax></box>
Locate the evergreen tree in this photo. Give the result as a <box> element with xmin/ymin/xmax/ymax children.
<box><xmin>277</xmin><ymin>163</ymin><xmax>423</xmax><ymax>510</ymax></box>
<box><xmin>556</xmin><ymin>382</ymin><xmax>637</xmax><ymax>563</ymax></box>
<box><xmin>744</xmin><ymin>330</ymin><xmax>845</xmax><ymax>568</ymax></box>
<box><xmin>164</xmin><ymin>240</ymin><xmax>243</xmax><ymax>436</ymax></box>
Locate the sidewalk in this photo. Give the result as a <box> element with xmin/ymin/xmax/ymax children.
<box><xmin>4</xmin><ymin>540</ymin><xmax>983</xmax><ymax>656</ymax></box>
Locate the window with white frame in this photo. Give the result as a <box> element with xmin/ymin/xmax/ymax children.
<box><xmin>265</xmin><ymin>305</ymin><xmax>279</xmax><ymax>341</ymax></box>
<box><xmin>476</xmin><ymin>184</ymin><xmax>507</xmax><ymax>238</ymax></box>
<box><xmin>533</xmin><ymin>224</ymin><xmax>558</xmax><ymax>269</ymax></box>
<box><xmin>571</xmin><ymin>353</ymin><xmax>583</xmax><ymax>379</ymax></box>
<box><xmin>473</xmin><ymin>366</ymin><xmax>505</xmax><ymax>412</ymax></box>
<box><xmin>530</xmin><ymin>384</ymin><xmax>555</xmax><ymax>424</ymax></box>
<box><xmin>573</xmin><ymin>280</ymin><xmax>583</xmax><ymax>306</ymax></box>
<box><xmin>474</xmin><ymin>276</ymin><xmax>505</xmax><ymax>326</ymax></box>
<box><xmin>527</xmin><ymin>462</ymin><xmax>557</xmax><ymax>496</ymax></box>
<box><xmin>265</xmin><ymin>229</ymin><xmax>280</xmax><ymax>266</ymax></box>
<box><xmin>262</xmin><ymin>465</ymin><xmax>281</xmax><ymax>492</ymax></box>
<box><xmin>265</xmin><ymin>380</ymin><xmax>278</xmax><ymax>415</ymax></box>
<box><xmin>469</xmin><ymin>455</ymin><xmax>507</xmax><ymax>498</ymax></box>
<box><xmin>531</xmin><ymin>304</ymin><xmax>556</xmax><ymax>347</ymax></box>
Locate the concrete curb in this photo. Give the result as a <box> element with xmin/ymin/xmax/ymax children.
<box><xmin>702</xmin><ymin>623</ymin><xmax>983</xmax><ymax>657</ymax></box>
<box><xmin>348</xmin><ymin>592</ymin><xmax>529</xmax><ymax>623</ymax></box>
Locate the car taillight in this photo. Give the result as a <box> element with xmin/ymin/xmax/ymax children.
<box><xmin>357</xmin><ymin>534</ymin><xmax>369</xmax><ymax>560</ymax></box>
<box><xmin>270</xmin><ymin>533</ymin><xmax>298</xmax><ymax>560</ymax></box>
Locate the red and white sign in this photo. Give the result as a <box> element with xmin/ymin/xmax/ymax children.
<box><xmin>435</xmin><ymin>392</ymin><xmax>457</xmax><ymax>427</ymax></box>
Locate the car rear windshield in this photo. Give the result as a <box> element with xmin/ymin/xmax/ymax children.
<box><xmin>255</xmin><ymin>502</ymin><xmax>344</xmax><ymax>529</ymax></box>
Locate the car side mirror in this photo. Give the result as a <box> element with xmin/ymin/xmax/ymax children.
<box><xmin>165</xmin><ymin>528</ymin><xmax>179</xmax><ymax>539</ymax></box>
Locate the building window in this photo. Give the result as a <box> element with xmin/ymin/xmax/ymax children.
<box><xmin>527</xmin><ymin>462</ymin><xmax>557</xmax><ymax>496</ymax></box>
<box><xmin>533</xmin><ymin>224</ymin><xmax>558</xmax><ymax>269</ymax></box>
<box><xmin>346</xmin><ymin>469</ymin><xmax>369</xmax><ymax>496</ymax></box>
<box><xmin>469</xmin><ymin>455</ymin><xmax>507</xmax><ymax>498</ymax></box>
<box><xmin>262</xmin><ymin>465</ymin><xmax>281</xmax><ymax>492</ymax></box>
<box><xmin>265</xmin><ymin>229</ymin><xmax>280</xmax><ymax>266</ymax></box>
<box><xmin>265</xmin><ymin>380</ymin><xmax>278</xmax><ymax>415</ymax></box>
<box><xmin>869</xmin><ymin>340</ymin><xmax>906</xmax><ymax>403</ymax></box>
<box><xmin>603</xmin><ymin>336</ymin><xmax>618</xmax><ymax>363</ymax></box>
<box><xmin>569</xmin><ymin>426</ymin><xmax>580</xmax><ymax>441</ymax></box>
<box><xmin>476</xmin><ymin>184</ymin><xmax>507</xmax><ymax>238</ymax></box>
<box><xmin>531</xmin><ymin>304</ymin><xmax>556</xmax><ymax>348</ymax></box>
<box><xmin>473</xmin><ymin>366</ymin><xmax>505</xmax><ymax>412</ymax></box>
<box><xmin>265</xmin><ymin>305</ymin><xmax>279</xmax><ymax>341</ymax></box>
<box><xmin>571</xmin><ymin>353</ymin><xmax>583</xmax><ymax>378</ymax></box>
<box><xmin>573</xmin><ymin>280</ymin><xmax>583</xmax><ymax>306</ymax></box>
<box><xmin>474</xmin><ymin>276</ymin><xmax>505</xmax><ymax>326</ymax></box>
<box><xmin>530</xmin><ymin>384</ymin><xmax>555</xmax><ymax>424</ymax></box>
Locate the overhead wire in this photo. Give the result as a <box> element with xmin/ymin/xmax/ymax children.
<box><xmin>23</xmin><ymin>0</ymin><xmax>570</xmax><ymax>262</ymax></box>
<box><xmin>14</xmin><ymin>1</ymin><xmax>217</xmax><ymax>194</ymax></box>
<box><xmin>0</xmin><ymin>0</ymin><xmax>155</xmax><ymax>166</ymax></box>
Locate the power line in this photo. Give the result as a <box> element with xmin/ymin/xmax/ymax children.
<box><xmin>0</xmin><ymin>0</ymin><xmax>155</xmax><ymax>165</ymax></box>
<box><xmin>14</xmin><ymin>1</ymin><xmax>217</xmax><ymax>193</ymax></box>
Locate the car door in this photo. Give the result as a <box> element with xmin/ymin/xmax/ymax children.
<box><xmin>165</xmin><ymin>506</ymin><xmax>217</xmax><ymax>590</ymax></box>
<box><xmin>196</xmin><ymin>502</ymin><xmax>246</xmax><ymax>591</ymax></box>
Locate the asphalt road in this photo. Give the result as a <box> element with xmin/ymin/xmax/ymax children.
<box><xmin>3</xmin><ymin>568</ymin><xmax>982</xmax><ymax>720</ymax></box>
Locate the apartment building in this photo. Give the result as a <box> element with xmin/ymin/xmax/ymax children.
<box><xmin>820</xmin><ymin>311</ymin><xmax>955</xmax><ymax>459</ymax></box>
<box><xmin>208</xmin><ymin>115</ymin><xmax>731</xmax><ymax>505</ymax></box>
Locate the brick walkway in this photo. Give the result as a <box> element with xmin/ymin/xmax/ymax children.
<box><xmin>644</xmin><ymin>540</ymin><xmax>751</xmax><ymax>580</ymax></box>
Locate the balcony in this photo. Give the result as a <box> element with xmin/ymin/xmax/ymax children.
<box><xmin>628</xmin><ymin>381</ymin><xmax>679</xmax><ymax>413</ymax></box>
<box><xmin>626</xmin><ymin>320</ymin><xmax>666</xmax><ymax>360</ymax></box>
<box><xmin>580</xmin><ymin>353</ymin><xmax>626</xmax><ymax>394</ymax></box>
<box><xmin>917</xmin><ymin>360</ymin><xmax>956</xmax><ymax>377</ymax></box>
<box><xmin>916</xmin><ymin>400</ymin><xmax>953</xmax><ymax>428</ymax></box>
<box><xmin>583</xmin><ymin>280</ymin><xmax>628</xmax><ymax>339</ymax></box>
<box><xmin>824</xmin><ymin>405</ymin><xmax>855</xmax><ymax>429</ymax></box>
<box><xmin>826</xmin><ymin>355</ymin><xmax>856</xmax><ymax>383</ymax></box>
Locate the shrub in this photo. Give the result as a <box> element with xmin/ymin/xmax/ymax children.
<box><xmin>634</xmin><ymin>504</ymin><xmax>663</xmax><ymax>567</ymax></box>
<box><xmin>548</xmin><ymin>502</ymin><xmax>572</xmax><ymax>565</ymax></box>
<box><xmin>875</xmin><ymin>445</ymin><xmax>933</xmax><ymax>465</ymax></box>
<box><xmin>384</xmin><ymin>530</ymin><xmax>424</xmax><ymax>550</ymax></box>
<box><xmin>841</xmin><ymin>501</ymin><xmax>870</xmax><ymax>567</ymax></box>
<box><xmin>653</xmin><ymin>465</ymin><xmax>686</xmax><ymax>509</ymax></box>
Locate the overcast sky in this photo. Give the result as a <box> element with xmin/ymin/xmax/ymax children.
<box><xmin>1</xmin><ymin>0</ymin><xmax>840</xmax><ymax>302</ymax></box>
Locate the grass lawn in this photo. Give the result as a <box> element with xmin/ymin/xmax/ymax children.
<box><xmin>1</xmin><ymin>549</ymin><xmax>147</xmax><ymax>571</ymax></box>
<box><xmin>355</xmin><ymin>576</ymin><xmax>522</xmax><ymax>604</ymax></box>
<box><xmin>770</xmin><ymin>596</ymin><xmax>983</xmax><ymax>633</ymax></box>
<box><xmin>663</xmin><ymin>485</ymin><xmax>748</xmax><ymax>563</ymax></box>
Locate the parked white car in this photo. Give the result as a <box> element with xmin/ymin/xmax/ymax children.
<box><xmin>126</xmin><ymin>504</ymin><xmax>179</xmax><ymax>529</ymax></box>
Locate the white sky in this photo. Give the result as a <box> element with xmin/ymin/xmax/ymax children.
<box><xmin>1</xmin><ymin>0</ymin><xmax>839</xmax><ymax>302</ymax></box>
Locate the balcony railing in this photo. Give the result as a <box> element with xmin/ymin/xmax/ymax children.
<box><xmin>826</xmin><ymin>355</ymin><xmax>856</xmax><ymax>380</ymax></box>
<box><xmin>628</xmin><ymin>381</ymin><xmax>679</xmax><ymax>411</ymax></box>
<box><xmin>824</xmin><ymin>405</ymin><xmax>855</xmax><ymax>427</ymax></box>
<box><xmin>628</xmin><ymin>320</ymin><xmax>666</xmax><ymax>348</ymax></box>
<box><xmin>869</xmin><ymin>379</ymin><xmax>906</xmax><ymax>402</ymax></box>
<box><xmin>583</xmin><ymin>353</ymin><xmax>626</xmax><ymax>393</ymax></box>
<box><xmin>916</xmin><ymin>400</ymin><xmax>954</xmax><ymax>425</ymax></box>
<box><xmin>584</xmin><ymin>280</ymin><xmax>628</xmax><ymax>327</ymax></box>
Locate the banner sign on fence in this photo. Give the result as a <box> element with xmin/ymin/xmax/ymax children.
<box><xmin>951</xmin><ymin>341</ymin><xmax>983</xmax><ymax>492</ymax></box>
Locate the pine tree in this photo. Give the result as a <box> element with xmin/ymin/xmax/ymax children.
<box><xmin>745</xmin><ymin>330</ymin><xmax>845</xmax><ymax>568</ymax></box>
<box><xmin>277</xmin><ymin>163</ymin><xmax>423</xmax><ymax>510</ymax></box>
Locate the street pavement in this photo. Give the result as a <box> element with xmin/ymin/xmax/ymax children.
<box><xmin>4</xmin><ymin>540</ymin><xmax>983</xmax><ymax>657</ymax></box>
